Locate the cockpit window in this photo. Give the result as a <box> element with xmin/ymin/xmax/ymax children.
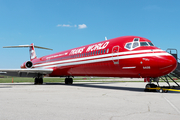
<box><xmin>133</xmin><ymin>38</ymin><xmax>139</xmax><ymax>42</ymax></box>
<box><xmin>148</xmin><ymin>42</ymin><xmax>154</xmax><ymax>46</ymax></box>
<box><xmin>125</xmin><ymin>38</ymin><xmax>155</xmax><ymax>50</ymax></box>
<box><xmin>140</xmin><ymin>42</ymin><xmax>149</xmax><ymax>46</ymax></box>
<box><xmin>132</xmin><ymin>42</ymin><xmax>140</xmax><ymax>48</ymax></box>
<box><xmin>125</xmin><ymin>43</ymin><xmax>132</xmax><ymax>49</ymax></box>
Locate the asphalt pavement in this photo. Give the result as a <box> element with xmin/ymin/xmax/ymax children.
<box><xmin>0</xmin><ymin>80</ymin><xmax>180</xmax><ymax>120</ymax></box>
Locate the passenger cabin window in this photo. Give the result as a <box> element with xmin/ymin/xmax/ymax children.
<box><xmin>107</xmin><ymin>48</ymin><xmax>109</xmax><ymax>53</ymax></box>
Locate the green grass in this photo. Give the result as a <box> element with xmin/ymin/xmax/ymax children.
<box><xmin>0</xmin><ymin>77</ymin><xmax>119</xmax><ymax>83</ymax></box>
<box><xmin>0</xmin><ymin>77</ymin><xmax>34</xmax><ymax>83</ymax></box>
<box><xmin>0</xmin><ymin>76</ymin><xmax>180</xmax><ymax>83</ymax></box>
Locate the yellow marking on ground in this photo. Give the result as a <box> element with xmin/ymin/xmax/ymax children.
<box><xmin>147</xmin><ymin>87</ymin><xmax>180</xmax><ymax>92</ymax></box>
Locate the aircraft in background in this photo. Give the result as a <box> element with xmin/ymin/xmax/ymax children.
<box><xmin>0</xmin><ymin>36</ymin><xmax>177</xmax><ymax>89</ymax></box>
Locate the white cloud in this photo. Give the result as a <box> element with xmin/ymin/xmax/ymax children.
<box><xmin>57</xmin><ymin>24</ymin><xmax>87</xmax><ymax>29</ymax></box>
<box><xmin>78</xmin><ymin>24</ymin><xmax>87</xmax><ymax>29</ymax></box>
<box><xmin>57</xmin><ymin>24</ymin><xmax>72</xmax><ymax>27</ymax></box>
<box><xmin>143</xmin><ymin>5</ymin><xmax>161</xmax><ymax>11</ymax></box>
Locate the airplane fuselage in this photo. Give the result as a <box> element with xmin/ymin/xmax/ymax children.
<box><xmin>21</xmin><ymin>36</ymin><xmax>177</xmax><ymax>78</ymax></box>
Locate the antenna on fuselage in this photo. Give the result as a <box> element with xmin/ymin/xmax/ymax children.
<box><xmin>105</xmin><ymin>37</ymin><xmax>107</xmax><ymax>40</ymax></box>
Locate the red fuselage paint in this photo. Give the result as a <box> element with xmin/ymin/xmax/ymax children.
<box><xmin>21</xmin><ymin>36</ymin><xmax>177</xmax><ymax>78</ymax></box>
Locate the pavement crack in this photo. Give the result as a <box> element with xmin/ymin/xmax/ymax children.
<box><xmin>109</xmin><ymin>111</ymin><xmax>148</xmax><ymax>120</ymax></box>
<box><xmin>148</xmin><ymin>105</ymin><xmax>150</xmax><ymax>112</ymax></box>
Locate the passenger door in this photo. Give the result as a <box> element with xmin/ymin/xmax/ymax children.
<box><xmin>112</xmin><ymin>46</ymin><xmax>120</xmax><ymax>64</ymax></box>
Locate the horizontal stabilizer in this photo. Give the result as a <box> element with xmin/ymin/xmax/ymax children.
<box><xmin>3</xmin><ymin>45</ymin><xmax>53</xmax><ymax>50</ymax></box>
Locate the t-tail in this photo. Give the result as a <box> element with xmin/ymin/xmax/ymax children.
<box><xmin>3</xmin><ymin>43</ymin><xmax>53</xmax><ymax>61</ymax></box>
<box><xmin>29</xmin><ymin>43</ymin><xmax>37</xmax><ymax>60</ymax></box>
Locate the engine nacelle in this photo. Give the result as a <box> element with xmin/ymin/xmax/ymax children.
<box><xmin>21</xmin><ymin>61</ymin><xmax>33</xmax><ymax>68</ymax></box>
<box><xmin>25</xmin><ymin>61</ymin><xmax>33</xmax><ymax>68</ymax></box>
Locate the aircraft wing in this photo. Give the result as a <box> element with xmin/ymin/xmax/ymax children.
<box><xmin>0</xmin><ymin>68</ymin><xmax>53</xmax><ymax>77</ymax></box>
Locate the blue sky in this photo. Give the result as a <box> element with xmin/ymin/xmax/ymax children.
<box><xmin>0</xmin><ymin>0</ymin><xmax>180</xmax><ymax>68</ymax></box>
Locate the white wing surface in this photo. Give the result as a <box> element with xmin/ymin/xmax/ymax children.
<box><xmin>0</xmin><ymin>69</ymin><xmax>53</xmax><ymax>77</ymax></box>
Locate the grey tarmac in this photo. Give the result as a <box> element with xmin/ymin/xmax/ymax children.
<box><xmin>0</xmin><ymin>79</ymin><xmax>180</xmax><ymax>120</ymax></box>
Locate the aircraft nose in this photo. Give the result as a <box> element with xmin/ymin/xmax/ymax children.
<box><xmin>158</xmin><ymin>55</ymin><xmax>177</xmax><ymax>75</ymax></box>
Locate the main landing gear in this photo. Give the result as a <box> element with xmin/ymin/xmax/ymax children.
<box><xmin>34</xmin><ymin>76</ymin><xmax>74</xmax><ymax>85</ymax></box>
<box><xmin>34</xmin><ymin>77</ymin><xmax>43</xmax><ymax>85</ymax></box>
<box><xmin>65</xmin><ymin>77</ymin><xmax>73</xmax><ymax>84</ymax></box>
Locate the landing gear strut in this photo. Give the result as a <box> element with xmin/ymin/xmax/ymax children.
<box><xmin>65</xmin><ymin>77</ymin><xmax>73</xmax><ymax>84</ymax></box>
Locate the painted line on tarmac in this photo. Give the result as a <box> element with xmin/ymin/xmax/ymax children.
<box><xmin>163</xmin><ymin>96</ymin><xmax>180</xmax><ymax>114</ymax></box>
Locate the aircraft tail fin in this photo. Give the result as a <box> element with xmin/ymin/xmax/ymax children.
<box><xmin>3</xmin><ymin>43</ymin><xmax>53</xmax><ymax>61</ymax></box>
<box><xmin>29</xmin><ymin>43</ymin><xmax>37</xmax><ymax>60</ymax></box>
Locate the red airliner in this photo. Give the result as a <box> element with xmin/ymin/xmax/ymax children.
<box><xmin>1</xmin><ymin>36</ymin><xmax>177</xmax><ymax>86</ymax></box>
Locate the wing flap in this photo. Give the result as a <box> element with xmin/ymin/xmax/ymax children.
<box><xmin>0</xmin><ymin>69</ymin><xmax>53</xmax><ymax>77</ymax></box>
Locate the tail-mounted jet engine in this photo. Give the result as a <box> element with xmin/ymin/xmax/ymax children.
<box><xmin>25</xmin><ymin>61</ymin><xmax>33</xmax><ymax>68</ymax></box>
<box><xmin>20</xmin><ymin>61</ymin><xmax>33</xmax><ymax>68</ymax></box>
